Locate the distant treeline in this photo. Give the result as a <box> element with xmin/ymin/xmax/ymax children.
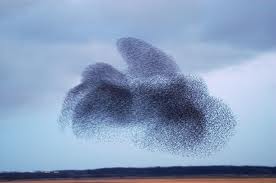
<box><xmin>1</xmin><ymin>166</ymin><xmax>276</xmax><ymax>181</ymax></box>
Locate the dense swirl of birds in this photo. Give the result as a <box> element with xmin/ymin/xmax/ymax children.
<box><xmin>59</xmin><ymin>37</ymin><xmax>236</xmax><ymax>156</ymax></box>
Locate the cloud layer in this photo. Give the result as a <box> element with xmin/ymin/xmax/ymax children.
<box><xmin>2</xmin><ymin>0</ymin><xmax>276</xmax><ymax>114</ymax></box>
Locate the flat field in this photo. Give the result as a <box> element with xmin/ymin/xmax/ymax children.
<box><xmin>1</xmin><ymin>178</ymin><xmax>276</xmax><ymax>183</ymax></box>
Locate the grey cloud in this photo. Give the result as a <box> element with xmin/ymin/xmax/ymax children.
<box><xmin>1</xmin><ymin>0</ymin><xmax>271</xmax><ymax>73</ymax></box>
<box><xmin>200</xmin><ymin>0</ymin><xmax>276</xmax><ymax>50</ymax></box>
<box><xmin>0</xmin><ymin>0</ymin><xmax>199</xmax><ymax>43</ymax></box>
<box><xmin>0</xmin><ymin>0</ymin><xmax>274</xmax><ymax>113</ymax></box>
<box><xmin>1</xmin><ymin>0</ymin><xmax>275</xmax><ymax>51</ymax></box>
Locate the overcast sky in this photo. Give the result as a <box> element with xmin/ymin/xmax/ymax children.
<box><xmin>0</xmin><ymin>0</ymin><xmax>276</xmax><ymax>171</ymax></box>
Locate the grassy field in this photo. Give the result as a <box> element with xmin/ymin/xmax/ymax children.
<box><xmin>1</xmin><ymin>178</ymin><xmax>276</xmax><ymax>183</ymax></box>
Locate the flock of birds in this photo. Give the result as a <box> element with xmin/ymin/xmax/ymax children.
<box><xmin>59</xmin><ymin>37</ymin><xmax>236</xmax><ymax>156</ymax></box>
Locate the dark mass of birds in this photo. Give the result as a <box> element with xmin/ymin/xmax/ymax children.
<box><xmin>59</xmin><ymin>37</ymin><xmax>236</xmax><ymax>156</ymax></box>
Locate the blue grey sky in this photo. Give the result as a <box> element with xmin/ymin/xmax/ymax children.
<box><xmin>0</xmin><ymin>0</ymin><xmax>275</xmax><ymax>171</ymax></box>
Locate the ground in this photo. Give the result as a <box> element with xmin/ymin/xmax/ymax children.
<box><xmin>2</xmin><ymin>178</ymin><xmax>276</xmax><ymax>183</ymax></box>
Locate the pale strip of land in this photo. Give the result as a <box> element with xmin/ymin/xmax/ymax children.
<box><xmin>1</xmin><ymin>178</ymin><xmax>276</xmax><ymax>183</ymax></box>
